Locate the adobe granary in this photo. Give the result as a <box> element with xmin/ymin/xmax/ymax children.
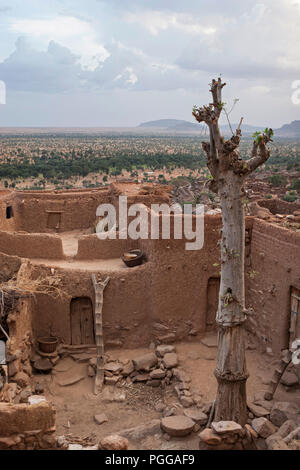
<box><xmin>0</xmin><ymin>182</ymin><xmax>299</xmax><ymax>450</ymax></box>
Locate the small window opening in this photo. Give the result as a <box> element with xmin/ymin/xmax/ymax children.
<box><xmin>6</xmin><ymin>206</ymin><xmax>13</xmax><ymax>219</ymax></box>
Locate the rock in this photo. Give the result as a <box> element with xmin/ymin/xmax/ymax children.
<box><xmin>89</xmin><ymin>357</ymin><xmax>97</xmax><ymax>369</ymax></box>
<box><xmin>119</xmin><ymin>420</ymin><xmax>161</xmax><ymax>440</ymax></box>
<box><xmin>0</xmin><ymin>436</ymin><xmax>22</xmax><ymax>448</ymax></box>
<box><xmin>255</xmin><ymin>438</ymin><xmax>267</xmax><ymax>450</ymax></box>
<box><xmin>183</xmin><ymin>408</ymin><xmax>208</xmax><ymax>425</ymax></box>
<box><xmin>245</xmin><ymin>423</ymin><xmax>258</xmax><ymax>440</ymax></box>
<box><xmin>150</xmin><ymin>369</ymin><xmax>166</xmax><ymax>380</ymax></box>
<box><xmin>266</xmin><ymin>434</ymin><xmax>289</xmax><ymax>450</ymax></box>
<box><xmin>251</xmin><ymin>417</ymin><xmax>277</xmax><ymax>438</ymax></box>
<box><xmin>133</xmin><ymin>353</ymin><xmax>158</xmax><ymax>372</ymax></box>
<box><xmin>163</xmin><ymin>353</ymin><xmax>178</xmax><ymax>369</ymax></box>
<box><xmin>146</xmin><ymin>380</ymin><xmax>161</xmax><ymax>387</ymax></box>
<box><xmin>189</xmin><ymin>329</ymin><xmax>198</xmax><ymax>336</ymax></box>
<box><xmin>19</xmin><ymin>389</ymin><xmax>31</xmax><ymax>403</ymax></box>
<box><xmin>1</xmin><ymin>382</ymin><xmax>18</xmax><ymax>402</ymax></box>
<box><xmin>121</xmin><ymin>361</ymin><xmax>134</xmax><ymax>376</ymax></box>
<box><xmin>276</xmin><ymin>419</ymin><xmax>296</xmax><ymax>438</ymax></box>
<box><xmin>161</xmin><ymin>416</ymin><xmax>195</xmax><ymax>437</ymax></box>
<box><xmin>155</xmin><ymin>402</ymin><xmax>166</xmax><ymax>413</ymax></box>
<box><xmin>252</xmin><ymin>399</ymin><xmax>273</xmax><ymax>411</ymax></box>
<box><xmin>70</xmin><ymin>352</ymin><xmax>93</xmax><ymax>363</ymax></box>
<box><xmin>51</xmin><ymin>356</ymin><xmax>60</xmax><ymax>366</ymax></box>
<box><xmin>200</xmin><ymin>334</ymin><xmax>218</xmax><ymax>348</ymax></box>
<box><xmin>7</xmin><ymin>360</ymin><xmax>18</xmax><ymax>377</ymax></box>
<box><xmin>180</xmin><ymin>396</ymin><xmax>194</xmax><ymax>408</ymax></box>
<box><xmin>34</xmin><ymin>383</ymin><xmax>44</xmax><ymax>395</ymax></box>
<box><xmin>201</xmin><ymin>402</ymin><xmax>212</xmax><ymax>415</ymax></box>
<box><xmin>99</xmin><ymin>435</ymin><xmax>129</xmax><ymax>450</ymax></box>
<box><xmin>88</xmin><ymin>365</ymin><xmax>95</xmax><ymax>377</ymax></box>
<box><xmin>13</xmin><ymin>371</ymin><xmax>30</xmax><ymax>388</ymax></box>
<box><xmin>163</xmin><ymin>406</ymin><xmax>176</xmax><ymax>417</ymax></box>
<box><xmin>57</xmin><ymin>436</ymin><xmax>68</xmax><ymax>448</ymax></box>
<box><xmin>211</xmin><ymin>421</ymin><xmax>242</xmax><ymax>435</ymax></box>
<box><xmin>94</xmin><ymin>414</ymin><xmax>108</xmax><ymax>425</ymax></box>
<box><xmin>153</xmin><ymin>323</ymin><xmax>169</xmax><ymax>332</ymax></box>
<box><xmin>280</xmin><ymin>371</ymin><xmax>299</xmax><ymax>387</ymax></box>
<box><xmin>28</xmin><ymin>395</ymin><xmax>46</xmax><ymax>405</ymax></box>
<box><xmin>270</xmin><ymin>402</ymin><xmax>299</xmax><ymax>427</ymax></box>
<box><xmin>33</xmin><ymin>358</ymin><xmax>53</xmax><ymax>372</ymax></box>
<box><xmin>156</xmin><ymin>345</ymin><xmax>175</xmax><ymax>357</ymax></box>
<box><xmin>133</xmin><ymin>373</ymin><xmax>149</xmax><ymax>382</ymax></box>
<box><xmin>57</xmin><ymin>373</ymin><xmax>85</xmax><ymax>387</ymax></box>
<box><xmin>104</xmin><ymin>376</ymin><xmax>120</xmax><ymax>385</ymax></box>
<box><xmin>68</xmin><ymin>444</ymin><xmax>83</xmax><ymax>450</ymax></box>
<box><xmin>172</xmin><ymin>368</ymin><xmax>191</xmax><ymax>383</ymax></box>
<box><xmin>105</xmin><ymin>362</ymin><xmax>123</xmax><ymax>374</ymax></box>
<box><xmin>248</xmin><ymin>403</ymin><xmax>270</xmax><ymax>417</ymax></box>
<box><xmin>199</xmin><ymin>428</ymin><xmax>222</xmax><ymax>446</ymax></box>
<box><xmin>157</xmin><ymin>333</ymin><xmax>176</xmax><ymax>344</ymax></box>
<box><xmin>178</xmin><ymin>382</ymin><xmax>190</xmax><ymax>391</ymax></box>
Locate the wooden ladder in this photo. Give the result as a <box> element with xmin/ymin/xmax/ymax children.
<box><xmin>91</xmin><ymin>274</ymin><xmax>110</xmax><ymax>395</ymax></box>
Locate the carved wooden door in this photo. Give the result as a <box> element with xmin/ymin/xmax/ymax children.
<box><xmin>70</xmin><ymin>297</ymin><xmax>95</xmax><ymax>345</ymax></box>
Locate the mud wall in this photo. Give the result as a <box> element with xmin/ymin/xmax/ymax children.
<box><xmin>30</xmin><ymin>264</ymin><xmax>152</xmax><ymax>348</ymax></box>
<box><xmin>0</xmin><ymin>402</ymin><xmax>56</xmax><ymax>450</ymax></box>
<box><xmin>13</xmin><ymin>189</ymin><xmax>109</xmax><ymax>233</ymax></box>
<box><xmin>30</xmin><ymin>215</ymin><xmax>223</xmax><ymax>348</ymax></box>
<box><xmin>0</xmin><ymin>231</ymin><xmax>64</xmax><ymax>259</ymax></box>
<box><xmin>76</xmin><ymin>235</ymin><xmax>138</xmax><ymax>260</ymax></box>
<box><xmin>257</xmin><ymin>198</ymin><xmax>300</xmax><ymax>215</ymax></box>
<box><xmin>0</xmin><ymin>191</ymin><xmax>20</xmax><ymax>232</ymax></box>
<box><xmin>246</xmin><ymin>219</ymin><xmax>300</xmax><ymax>353</ymax></box>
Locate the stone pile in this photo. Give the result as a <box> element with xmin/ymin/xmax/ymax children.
<box><xmin>198</xmin><ymin>399</ymin><xmax>300</xmax><ymax>450</ymax></box>
<box><xmin>88</xmin><ymin>345</ymin><xmax>181</xmax><ymax>390</ymax></box>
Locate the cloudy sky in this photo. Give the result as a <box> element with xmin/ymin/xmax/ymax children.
<box><xmin>0</xmin><ymin>0</ymin><xmax>299</xmax><ymax>127</ymax></box>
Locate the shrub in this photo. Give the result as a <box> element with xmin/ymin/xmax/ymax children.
<box><xmin>282</xmin><ymin>193</ymin><xmax>298</xmax><ymax>203</ymax></box>
<box><xmin>268</xmin><ymin>174</ymin><xmax>287</xmax><ymax>187</ymax></box>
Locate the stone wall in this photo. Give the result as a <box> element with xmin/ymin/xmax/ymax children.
<box><xmin>0</xmin><ymin>401</ymin><xmax>56</xmax><ymax>450</ymax></box>
<box><xmin>6</xmin><ymin>298</ymin><xmax>34</xmax><ymax>389</ymax></box>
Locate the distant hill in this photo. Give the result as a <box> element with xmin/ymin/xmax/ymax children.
<box><xmin>138</xmin><ymin>119</ymin><xmax>265</xmax><ymax>135</ymax></box>
<box><xmin>275</xmin><ymin>120</ymin><xmax>300</xmax><ymax>138</ymax></box>
<box><xmin>138</xmin><ymin>119</ymin><xmax>199</xmax><ymax>131</ymax></box>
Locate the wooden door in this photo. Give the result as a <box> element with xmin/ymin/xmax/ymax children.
<box><xmin>206</xmin><ymin>278</ymin><xmax>220</xmax><ymax>331</ymax></box>
<box><xmin>47</xmin><ymin>212</ymin><xmax>61</xmax><ymax>230</ymax></box>
<box><xmin>290</xmin><ymin>287</ymin><xmax>300</xmax><ymax>348</ymax></box>
<box><xmin>70</xmin><ymin>297</ymin><xmax>95</xmax><ymax>345</ymax></box>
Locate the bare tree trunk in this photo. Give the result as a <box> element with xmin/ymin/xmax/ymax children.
<box><xmin>214</xmin><ymin>173</ymin><xmax>248</xmax><ymax>424</ymax></box>
<box><xmin>192</xmin><ymin>79</ymin><xmax>272</xmax><ymax>424</ymax></box>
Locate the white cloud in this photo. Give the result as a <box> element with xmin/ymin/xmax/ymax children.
<box><xmin>177</xmin><ymin>2</ymin><xmax>300</xmax><ymax>80</ymax></box>
<box><xmin>8</xmin><ymin>16</ymin><xmax>109</xmax><ymax>71</ymax></box>
<box><xmin>124</xmin><ymin>10</ymin><xmax>216</xmax><ymax>36</ymax></box>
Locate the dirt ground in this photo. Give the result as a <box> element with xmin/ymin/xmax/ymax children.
<box><xmin>31</xmin><ymin>336</ymin><xmax>300</xmax><ymax>450</ymax></box>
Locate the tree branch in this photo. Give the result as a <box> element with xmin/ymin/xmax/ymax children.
<box><xmin>242</xmin><ymin>129</ymin><xmax>273</xmax><ymax>174</ymax></box>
